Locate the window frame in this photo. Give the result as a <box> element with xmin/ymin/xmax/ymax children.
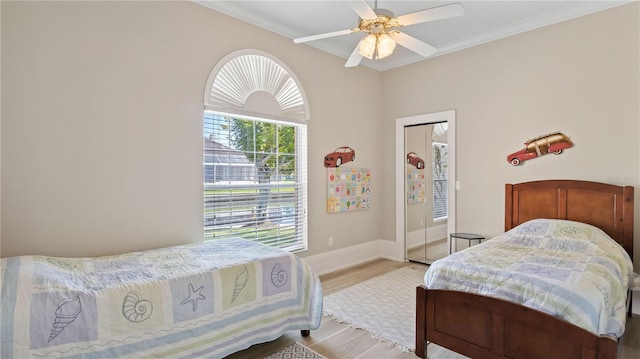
<box><xmin>204</xmin><ymin>112</ymin><xmax>307</xmax><ymax>252</ymax></box>
<box><xmin>202</xmin><ymin>51</ymin><xmax>309</xmax><ymax>252</ymax></box>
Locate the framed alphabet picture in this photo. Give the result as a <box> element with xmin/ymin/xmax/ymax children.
<box><xmin>327</xmin><ymin>167</ymin><xmax>371</xmax><ymax>213</ymax></box>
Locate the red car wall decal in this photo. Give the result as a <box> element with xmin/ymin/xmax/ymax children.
<box><xmin>406</xmin><ymin>152</ymin><xmax>425</xmax><ymax>169</ymax></box>
<box><xmin>324</xmin><ymin>146</ymin><xmax>355</xmax><ymax>168</ymax></box>
<box><xmin>507</xmin><ymin>132</ymin><xmax>573</xmax><ymax>166</ymax></box>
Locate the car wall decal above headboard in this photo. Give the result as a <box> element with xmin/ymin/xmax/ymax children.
<box><xmin>507</xmin><ymin>132</ymin><xmax>573</xmax><ymax>166</ymax></box>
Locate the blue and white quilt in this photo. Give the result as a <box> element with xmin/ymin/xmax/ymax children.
<box><xmin>425</xmin><ymin>219</ymin><xmax>634</xmax><ymax>338</ymax></box>
<box><xmin>1</xmin><ymin>238</ymin><xmax>323</xmax><ymax>358</ymax></box>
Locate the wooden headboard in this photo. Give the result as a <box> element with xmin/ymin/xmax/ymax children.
<box><xmin>505</xmin><ymin>180</ymin><xmax>634</xmax><ymax>258</ymax></box>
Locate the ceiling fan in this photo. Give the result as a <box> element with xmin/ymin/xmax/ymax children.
<box><xmin>293</xmin><ymin>1</ymin><xmax>465</xmax><ymax>67</ymax></box>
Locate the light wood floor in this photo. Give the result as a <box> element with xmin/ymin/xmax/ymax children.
<box><xmin>225</xmin><ymin>259</ymin><xmax>640</xmax><ymax>359</ymax></box>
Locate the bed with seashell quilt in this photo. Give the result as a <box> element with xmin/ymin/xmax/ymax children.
<box><xmin>0</xmin><ymin>238</ymin><xmax>322</xmax><ymax>358</ymax></box>
<box><xmin>416</xmin><ymin>180</ymin><xmax>636</xmax><ymax>359</ymax></box>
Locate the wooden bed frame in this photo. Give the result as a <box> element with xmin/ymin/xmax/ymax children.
<box><xmin>416</xmin><ymin>180</ymin><xmax>634</xmax><ymax>359</ymax></box>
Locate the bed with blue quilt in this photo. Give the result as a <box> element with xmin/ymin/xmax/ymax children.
<box><xmin>1</xmin><ymin>238</ymin><xmax>322</xmax><ymax>358</ymax></box>
<box><xmin>416</xmin><ymin>180</ymin><xmax>636</xmax><ymax>359</ymax></box>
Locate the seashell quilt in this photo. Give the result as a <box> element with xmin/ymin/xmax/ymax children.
<box><xmin>425</xmin><ymin>219</ymin><xmax>635</xmax><ymax>338</ymax></box>
<box><xmin>0</xmin><ymin>238</ymin><xmax>323</xmax><ymax>358</ymax></box>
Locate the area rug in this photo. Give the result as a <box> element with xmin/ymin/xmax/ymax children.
<box><xmin>263</xmin><ymin>342</ymin><xmax>327</xmax><ymax>359</ymax></box>
<box><xmin>323</xmin><ymin>266</ymin><xmax>426</xmax><ymax>351</ymax></box>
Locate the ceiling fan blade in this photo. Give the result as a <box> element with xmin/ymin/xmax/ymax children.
<box><xmin>345</xmin><ymin>44</ymin><xmax>363</xmax><ymax>67</ymax></box>
<box><xmin>393</xmin><ymin>32</ymin><xmax>437</xmax><ymax>58</ymax></box>
<box><xmin>396</xmin><ymin>3</ymin><xmax>465</xmax><ymax>27</ymax></box>
<box><xmin>294</xmin><ymin>29</ymin><xmax>355</xmax><ymax>44</ymax></box>
<box><xmin>350</xmin><ymin>1</ymin><xmax>377</xmax><ymax>20</ymax></box>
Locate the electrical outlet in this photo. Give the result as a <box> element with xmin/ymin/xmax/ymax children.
<box><xmin>328</xmin><ymin>237</ymin><xmax>334</xmax><ymax>246</ymax></box>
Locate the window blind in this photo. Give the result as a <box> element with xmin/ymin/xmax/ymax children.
<box><xmin>432</xmin><ymin>142</ymin><xmax>448</xmax><ymax>221</ymax></box>
<box><xmin>204</xmin><ymin>112</ymin><xmax>307</xmax><ymax>251</ymax></box>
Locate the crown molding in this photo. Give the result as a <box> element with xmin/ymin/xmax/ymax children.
<box><xmin>194</xmin><ymin>1</ymin><xmax>633</xmax><ymax>72</ymax></box>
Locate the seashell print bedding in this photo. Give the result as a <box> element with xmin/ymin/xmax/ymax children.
<box><xmin>425</xmin><ymin>219</ymin><xmax>635</xmax><ymax>338</ymax></box>
<box><xmin>0</xmin><ymin>238</ymin><xmax>322</xmax><ymax>358</ymax></box>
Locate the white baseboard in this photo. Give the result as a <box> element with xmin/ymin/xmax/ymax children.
<box><xmin>301</xmin><ymin>239</ymin><xmax>400</xmax><ymax>276</ymax></box>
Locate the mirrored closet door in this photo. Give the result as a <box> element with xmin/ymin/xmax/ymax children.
<box><xmin>405</xmin><ymin>122</ymin><xmax>449</xmax><ymax>264</ymax></box>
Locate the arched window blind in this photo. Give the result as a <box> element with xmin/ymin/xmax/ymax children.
<box><xmin>203</xmin><ymin>50</ymin><xmax>308</xmax><ymax>252</ymax></box>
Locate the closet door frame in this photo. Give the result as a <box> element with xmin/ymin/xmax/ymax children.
<box><xmin>394</xmin><ymin>110</ymin><xmax>456</xmax><ymax>261</ymax></box>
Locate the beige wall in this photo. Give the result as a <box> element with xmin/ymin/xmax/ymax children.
<box><xmin>382</xmin><ymin>3</ymin><xmax>640</xmax><ymax>265</ymax></box>
<box><xmin>0</xmin><ymin>1</ymin><xmax>383</xmax><ymax>257</ymax></box>
<box><xmin>1</xmin><ymin>1</ymin><xmax>638</xmax><ymax>266</ymax></box>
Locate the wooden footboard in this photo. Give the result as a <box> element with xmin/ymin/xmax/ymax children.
<box><xmin>416</xmin><ymin>286</ymin><xmax>618</xmax><ymax>359</ymax></box>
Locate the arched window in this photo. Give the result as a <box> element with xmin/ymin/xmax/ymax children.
<box><xmin>203</xmin><ymin>50</ymin><xmax>308</xmax><ymax>251</ymax></box>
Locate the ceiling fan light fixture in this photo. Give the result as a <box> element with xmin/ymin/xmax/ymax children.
<box><xmin>376</xmin><ymin>33</ymin><xmax>396</xmax><ymax>59</ymax></box>
<box><xmin>293</xmin><ymin>2</ymin><xmax>466</xmax><ymax>67</ymax></box>
<box><xmin>358</xmin><ymin>33</ymin><xmax>396</xmax><ymax>60</ymax></box>
<box><xmin>358</xmin><ymin>34</ymin><xmax>377</xmax><ymax>59</ymax></box>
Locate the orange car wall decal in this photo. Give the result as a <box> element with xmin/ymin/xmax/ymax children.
<box><xmin>507</xmin><ymin>132</ymin><xmax>573</xmax><ymax>166</ymax></box>
<box><xmin>324</xmin><ymin>146</ymin><xmax>355</xmax><ymax>168</ymax></box>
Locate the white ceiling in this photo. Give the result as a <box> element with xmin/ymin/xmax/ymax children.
<box><xmin>195</xmin><ymin>1</ymin><xmax>630</xmax><ymax>71</ymax></box>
